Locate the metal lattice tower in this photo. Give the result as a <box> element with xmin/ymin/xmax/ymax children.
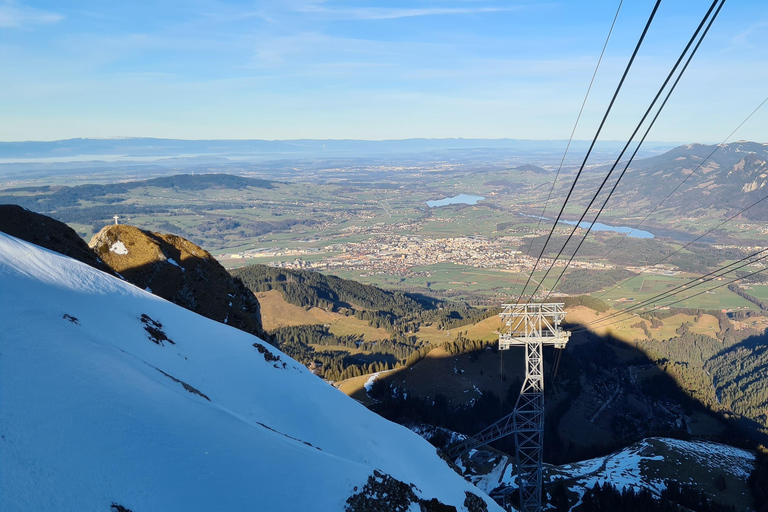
<box><xmin>501</xmin><ymin>303</ymin><xmax>569</xmax><ymax>512</ymax></box>
<box><xmin>446</xmin><ymin>303</ymin><xmax>570</xmax><ymax>511</ymax></box>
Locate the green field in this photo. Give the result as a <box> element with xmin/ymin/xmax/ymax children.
<box><xmin>597</xmin><ymin>273</ymin><xmax>756</xmax><ymax>311</ymax></box>
<box><xmin>740</xmin><ymin>283</ymin><xmax>768</xmax><ymax>302</ymax></box>
<box><xmin>329</xmin><ymin>263</ymin><xmax>542</xmax><ymax>301</ymax></box>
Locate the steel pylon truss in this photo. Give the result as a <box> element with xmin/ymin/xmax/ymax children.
<box><xmin>499</xmin><ymin>302</ymin><xmax>569</xmax><ymax>350</ymax></box>
<box><xmin>447</xmin><ymin>303</ymin><xmax>569</xmax><ymax>512</ymax></box>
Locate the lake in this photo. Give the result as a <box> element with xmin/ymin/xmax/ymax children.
<box><xmin>519</xmin><ymin>213</ymin><xmax>654</xmax><ymax>239</ymax></box>
<box><xmin>426</xmin><ymin>194</ymin><xmax>485</xmax><ymax>207</ymax></box>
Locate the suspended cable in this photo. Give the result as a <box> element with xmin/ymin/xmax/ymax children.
<box><xmin>534</xmin><ymin>0</ymin><xmax>725</xmax><ymax>302</ymax></box>
<box><xmin>593</xmin><ymin>189</ymin><xmax>768</xmax><ymax>303</ymax></box>
<box><xmin>583</xmin><ymin>246</ymin><xmax>768</xmax><ymax>328</ymax></box>
<box><xmin>577</xmin><ymin>246</ymin><xmax>768</xmax><ymax>331</ymax></box>
<box><xmin>551</xmin><ymin>348</ymin><xmax>563</xmax><ymax>378</ymax></box>
<box><xmin>511</xmin><ymin>0</ymin><xmax>625</xmax><ymax>296</ymax></box>
<box><xmin>572</xmin><ymin>261</ymin><xmax>768</xmax><ymax>333</ymax></box>
<box><xmin>514</xmin><ymin>0</ymin><xmax>663</xmax><ymax>305</ymax></box>
<box><xmin>526</xmin><ymin>0</ymin><xmax>724</xmax><ymax>304</ymax></box>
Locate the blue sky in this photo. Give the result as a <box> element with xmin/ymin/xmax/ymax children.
<box><xmin>1</xmin><ymin>0</ymin><xmax>767</xmax><ymax>142</ymax></box>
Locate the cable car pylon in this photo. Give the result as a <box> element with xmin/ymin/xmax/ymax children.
<box><xmin>447</xmin><ymin>302</ymin><xmax>570</xmax><ymax>512</ymax></box>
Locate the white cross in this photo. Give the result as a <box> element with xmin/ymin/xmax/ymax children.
<box><xmin>113</xmin><ymin>215</ymin><xmax>120</xmax><ymax>225</ymax></box>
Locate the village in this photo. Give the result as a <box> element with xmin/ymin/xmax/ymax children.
<box><xmin>248</xmin><ymin>234</ymin><xmax>619</xmax><ymax>277</ymax></box>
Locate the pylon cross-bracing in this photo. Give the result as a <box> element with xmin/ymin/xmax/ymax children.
<box><xmin>446</xmin><ymin>303</ymin><xmax>569</xmax><ymax>512</ymax></box>
<box><xmin>502</xmin><ymin>303</ymin><xmax>569</xmax><ymax>512</ymax></box>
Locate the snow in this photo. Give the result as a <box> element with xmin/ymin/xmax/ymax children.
<box><xmin>470</xmin><ymin>454</ymin><xmax>509</xmax><ymax>494</ymax></box>
<box><xmin>363</xmin><ymin>369</ymin><xmax>396</xmax><ymax>394</ymax></box>
<box><xmin>109</xmin><ymin>240</ymin><xmax>128</xmax><ymax>255</ymax></box>
<box><xmin>166</xmin><ymin>257</ymin><xmax>184</xmax><ymax>271</ymax></box>
<box><xmin>657</xmin><ymin>438</ymin><xmax>754</xmax><ymax>479</ymax></box>
<box><xmin>540</xmin><ymin>437</ymin><xmax>756</xmax><ymax>503</ymax></box>
<box><xmin>364</xmin><ymin>372</ymin><xmax>380</xmax><ymax>392</ymax></box>
<box><xmin>573</xmin><ymin>441</ymin><xmax>666</xmax><ymax>494</ymax></box>
<box><xmin>0</xmin><ymin>233</ymin><xmax>501</xmax><ymax>512</ymax></box>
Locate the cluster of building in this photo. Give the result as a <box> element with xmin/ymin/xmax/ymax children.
<box><xmin>625</xmin><ymin>265</ymin><xmax>682</xmax><ymax>277</ymax></box>
<box><xmin>220</xmin><ymin>247</ymin><xmax>322</xmax><ymax>260</ymax></box>
<box><xmin>265</xmin><ymin>234</ymin><xmax>617</xmax><ymax>276</ymax></box>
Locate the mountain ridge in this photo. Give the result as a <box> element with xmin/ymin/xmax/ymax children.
<box><xmin>0</xmin><ymin>137</ymin><xmax>680</xmax><ymax>160</ymax></box>
<box><xmin>0</xmin><ymin>207</ymin><xmax>267</xmax><ymax>340</ymax></box>
<box><xmin>587</xmin><ymin>141</ymin><xmax>768</xmax><ymax>222</ymax></box>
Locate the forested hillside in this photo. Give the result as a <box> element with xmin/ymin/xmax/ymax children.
<box><xmin>624</xmin><ymin>307</ymin><xmax>768</xmax><ymax>440</ymax></box>
<box><xmin>358</xmin><ymin>300</ymin><xmax>768</xmax><ymax>471</ymax></box>
<box><xmin>707</xmin><ymin>332</ymin><xmax>768</xmax><ymax>428</ymax></box>
<box><xmin>232</xmin><ymin>264</ymin><xmax>496</xmax><ymax>380</ymax></box>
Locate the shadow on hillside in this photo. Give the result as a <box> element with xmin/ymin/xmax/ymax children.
<box><xmin>707</xmin><ymin>330</ymin><xmax>768</xmax><ymax>442</ymax></box>
<box><xmin>348</xmin><ymin>353</ymin><xmax>399</xmax><ymax>365</ymax></box>
<box><xmin>366</xmin><ymin>320</ymin><xmax>762</xmax><ymax>464</ymax></box>
<box><xmin>135</xmin><ymin>258</ymin><xmax>265</xmax><ymax>339</ymax></box>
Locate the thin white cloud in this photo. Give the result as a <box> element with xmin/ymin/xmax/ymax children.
<box><xmin>299</xmin><ymin>5</ymin><xmax>525</xmax><ymax>20</ymax></box>
<box><xmin>0</xmin><ymin>0</ymin><xmax>63</xmax><ymax>28</ymax></box>
<box><xmin>728</xmin><ymin>21</ymin><xmax>768</xmax><ymax>51</ymax></box>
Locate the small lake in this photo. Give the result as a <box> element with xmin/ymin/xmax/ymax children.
<box><xmin>519</xmin><ymin>213</ymin><xmax>654</xmax><ymax>239</ymax></box>
<box><xmin>426</xmin><ymin>194</ymin><xmax>485</xmax><ymax>207</ymax></box>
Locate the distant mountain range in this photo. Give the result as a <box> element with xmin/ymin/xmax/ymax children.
<box><xmin>586</xmin><ymin>141</ymin><xmax>768</xmax><ymax>221</ymax></box>
<box><xmin>0</xmin><ymin>137</ymin><xmax>680</xmax><ymax>161</ymax></box>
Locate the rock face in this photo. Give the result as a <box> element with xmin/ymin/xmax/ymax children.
<box><xmin>0</xmin><ymin>204</ymin><xmax>116</xmax><ymax>276</ymax></box>
<box><xmin>89</xmin><ymin>224</ymin><xmax>265</xmax><ymax>339</ymax></box>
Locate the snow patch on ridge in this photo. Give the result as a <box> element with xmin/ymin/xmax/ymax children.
<box><xmin>109</xmin><ymin>240</ymin><xmax>128</xmax><ymax>255</ymax></box>
<box><xmin>166</xmin><ymin>257</ymin><xmax>184</xmax><ymax>270</ymax></box>
<box><xmin>364</xmin><ymin>372</ymin><xmax>380</xmax><ymax>393</ymax></box>
<box><xmin>658</xmin><ymin>438</ymin><xmax>754</xmax><ymax>479</ymax></box>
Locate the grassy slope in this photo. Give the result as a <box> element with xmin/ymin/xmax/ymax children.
<box><xmin>256</xmin><ymin>289</ymin><xmax>391</xmax><ymax>341</ymax></box>
<box><xmin>336</xmin><ymin>306</ymin><xmax>663</xmax><ymax>403</ymax></box>
<box><xmin>565</xmin><ymin>306</ymin><xmax>722</xmax><ymax>344</ymax></box>
<box><xmin>599</xmin><ymin>273</ymin><xmax>757</xmax><ymax>312</ymax></box>
<box><xmin>392</xmin><ymin>347</ymin><xmax>522</xmax><ymax>405</ymax></box>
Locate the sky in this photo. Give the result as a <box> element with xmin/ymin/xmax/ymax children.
<box><xmin>1</xmin><ymin>0</ymin><xmax>767</xmax><ymax>142</ymax></box>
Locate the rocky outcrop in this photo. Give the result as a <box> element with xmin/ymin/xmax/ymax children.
<box><xmin>0</xmin><ymin>204</ymin><xmax>115</xmax><ymax>276</ymax></box>
<box><xmin>89</xmin><ymin>224</ymin><xmax>266</xmax><ymax>339</ymax></box>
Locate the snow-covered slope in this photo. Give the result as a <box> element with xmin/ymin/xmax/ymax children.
<box><xmin>0</xmin><ymin>232</ymin><xmax>500</xmax><ymax>512</ymax></box>
<box><xmin>545</xmin><ymin>437</ymin><xmax>754</xmax><ymax>496</ymax></box>
<box><xmin>463</xmin><ymin>437</ymin><xmax>755</xmax><ymax>510</ymax></box>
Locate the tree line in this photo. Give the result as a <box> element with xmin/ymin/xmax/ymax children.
<box><xmin>728</xmin><ymin>283</ymin><xmax>768</xmax><ymax>311</ymax></box>
<box><xmin>265</xmin><ymin>323</ymin><xmax>440</xmax><ymax>381</ymax></box>
<box><xmin>552</xmin><ymin>480</ymin><xmax>736</xmax><ymax>512</ymax></box>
